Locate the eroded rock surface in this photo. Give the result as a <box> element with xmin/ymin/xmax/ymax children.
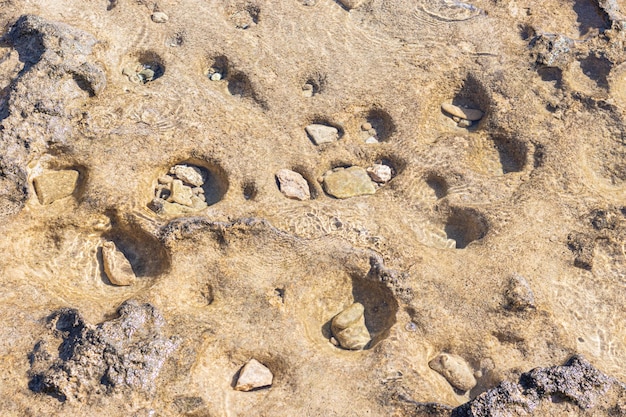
<box><xmin>28</xmin><ymin>300</ymin><xmax>179</xmax><ymax>401</ymax></box>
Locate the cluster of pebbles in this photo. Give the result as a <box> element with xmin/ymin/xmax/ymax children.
<box><xmin>152</xmin><ymin>164</ymin><xmax>208</xmax><ymax>212</ymax></box>
<box><xmin>275</xmin><ymin>163</ymin><xmax>393</xmax><ymax>201</ymax></box>
<box><xmin>122</xmin><ymin>63</ymin><xmax>161</xmax><ymax>84</ymax></box>
<box><xmin>441</xmin><ymin>102</ymin><xmax>484</xmax><ymax>128</ymax></box>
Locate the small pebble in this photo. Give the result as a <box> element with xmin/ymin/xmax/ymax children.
<box><xmin>457</xmin><ymin>119</ymin><xmax>473</xmax><ymax>128</ymax></box>
<box><xmin>192</xmin><ymin>187</ymin><xmax>204</xmax><ymax>195</ymax></box>
<box><xmin>305</xmin><ymin>124</ymin><xmax>340</xmax><ymax>145</ymax></box>
<box><xmin>170</xmin><ymin>165</ymin><xmax>205</xmax><ymax>187</ymax></box>
<box><xmin>441</xmin><ymin>103</ymin><xmax>484</xmax><ymax>121</ymax></box>
<box><xmin>367</xmin><ymin>164</ymin><xmax>393</xmax><ymax>183</ymax></box>
<box><xmin>368</xmin><ymin>128</ymin><xmax>377</xmax><ymax>136</ymax></box>
<box><xmin>102</xmin><ymin>241</ymin><xmax>136</xmax><ymax>286</ymax></box>
<box><xmin>276</xmin><ymin>169</ymin><xmax>311</xmax><ymax>200</ymax></box>
<box><xmin>169</xmin><ymin>179</ymin><xmax>194</xmax><ymax>206</ymax></box>
<box><xmin>365</xmin><ymin>136</ymin><xmax>379</xmax><ymax>144</ymax></box>
<box><xmin>429</xmin><ymin>353</ymin><xmax>476</xmax><ymax>392</ymax></box>
<box><xmin>210</xmin><ymin>73</ymin><xmax>222</xmax><ymax>81</ymax></box>
<box><xmin>234</xmin><ymin>359</ymin><xmax>273</xmax><ymax>391</ymax></box>
<box><xmin>361</xmin><ymin>122</ymin><xmax>372</xmax><ymax>131</ymax></box>
<box><xmin>452</xmin><ymin>116</ymin><xmax>461</xmax><ymax>123</ymax></box>
<box><xmin>151</xmin><ymin>12</ymin><xmax>169</xmax><ymax>23</ymax></box>
<box><xmin>302</xmin><ymin>83</ymin><xmax>314</xmax><ymax>97</ymax></box>
<box><xmin>158</xmin><ymin>175</ymin><xmax>173</xmax><ymax>184</ymax></box>
<box><xmin>138</xmin><ymin>68</ymin><xmax>155</xmax><ymax>83</ymax></box>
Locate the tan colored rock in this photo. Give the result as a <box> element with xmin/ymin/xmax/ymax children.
<box><xmin>305</xmin><ymin>124</ymin><xmax>339</xmax><ymax>145</ymax></box>
<box><xmin>102</xmin><ymin>241</ymin><xmax>136</xmax><ymax>286</ymax></box>
<box><xmin>169</xmin><ymin>179</ymin><xmax>194</xmax><ymax>206</ymax></box>
<box><xmin>170</xmin><ymin>165</ymin><xmax>204</xmax><ymax>187</ymax></box>
<box><xmin>331</xmin><ymin>302</ymin><xmax>370</xmax><ymax>350</ymax></box>
<box><xmin>322</xmin><ymin>167</ymin><xmax>376</xmax><ymax>199</ymax></box>
<box><xmin>151</xmin><ymin>12</ymin><xmax>169</xmax><ymax>23</ymax></box>
<box><xmin>441</xmin><ymin>103</ymin><xmax>484</xmax><ymax>121</ymax></box>
<box><xmin>276</xmin><ymin>169</ymin><xmax>310</xmax><ymax>200</ymax></box>
<box><xmin>429</xmin><ymin>353</ymin><xmax>476</xmax><ymax>391</ymax></box>
<box><xmin>367</xmin><ymin>164</ymin><xmax>392</xmax><ymax>183</ymax></box>
<box><xmin>33</xmin><ymin>170</ymin><xmax>79</xmax><ymax>205</ymax></box>
<box><xmin>235</xmin><ymin>359</ymin><xmax>273</xmax><ymax>391</ymax></box>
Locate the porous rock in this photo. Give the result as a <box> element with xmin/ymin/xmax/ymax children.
<box><xmin>276</xmin><ymin>169</ymin><xmax>310</xmax><ymax>200</ymax></box>
<box><xmin>102</xmin><ymin>241</ymin><xmax>136</xmax><ymax>286</ymax></box>
<box><xmin>305</xmin><ymin>124</ymin><xmax>340</xmax><ymax>145</ymax></box>
<box><xmin>504</xmin><ymin>274</ymin><xmax>535</xmax><ymax>311</ymax></box>
<box><xmin>28</xmin><ymin>300</ymin><xmax>179</xmax><ymax>401</ymax></box>
<box><xmin>33</xmin><ymin>170</ymin><xmax>79</xmax><ymax>204</ymax></box>
<box><xmin>331</xmin><ymin>302</ymin><xmax>370</xmax><ymax>350</ymax></box>
<box><xmin>429</xmin><ymin>353</ymin><xmax>476</xmax><ymax>392</ymax></box>
<box><xmin>322</xmin><ymin>166</ymin><xmax>376</xmax><ymax>198</ymax></box>
<box><xmin>235</xmin><ymin>359</ymin><xmax>273</xmax><ymax>391</ymax></box>
<box><xmin>452</xmin><ymin>355</ymin><xmax>623</xmax><ymax>416</ymax></box>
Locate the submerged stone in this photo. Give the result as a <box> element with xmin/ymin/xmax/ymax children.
<box><xmin>33</xmin><ymin>170</ymin><xmax>79</xmax><ymax>205</ymax></box>
<box><xmin>322</xmin><ymin>166</ymin><xmax>376</xmax><ymax>199</ymax></box>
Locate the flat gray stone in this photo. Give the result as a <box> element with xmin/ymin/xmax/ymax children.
<box><xmin>305</xmin><ymin>124</ymin><xmax>339</xmax><ymax>145</ymax></box>
<box><xmin>441</xmin><ymin>103</ymin><xmax>484</xmax><ymax>121</ymax></box>
<box><xmin>322</xmin><ymin>166</ymin><xmax>376</xmax><ymax>199</ymax></box>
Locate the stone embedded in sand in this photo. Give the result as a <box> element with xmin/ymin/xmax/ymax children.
<box><xmin>169</xmin><ymin>179</ymin><xmax>194</xmax><ymax>206</ymax></box>
<box><xmin>504</xmin><ymin>274</ymin><xmax>536</xmax><ymax>312</ymax></box>
<box><xmin>331</xmin><ymin>302</ymin><xmax>371</xmax><ymax>350</ymax></box>
<box><xmin>102</xmin><ymin>241</ymin><xmax>136</xmax><ymax>286</ymax></box>
<box><xmin>276</xmin><ymin>169</ymin><xmax>310</xmax><ymax>200</ymax></box>
<box><xmin>235</xmin><ymin>359</ymin><xmax>273</xmax><ymax>391</ymax></box>
<box><xmin>170</xmin><ymin>165</ymin><xmax>205</xmax><ymax>187</ymax></box>
<box><xmin>322</xmin><ymin>166</ymin><xmax>376</xmax><ymax>199</ymax></box>
<box><xmin>367</xmin><ymin>164</ymin><xmax>392</xmax><ymax>183</ymax></box>
<box><xmin>33</xmin><ymin>170</ymin><xmax>80</xmax><ymax>205</ymax></box>
<box><xmin>338</xmin><ymin>0</ymin><xmax>365</xmax><ymax>9</ymax></box>
<box><xmin>457</xmin><ymin>119</ymin><xmax>473</xmax><ymax>128</ymax></box>
<box><xmin>305</xmin><ymin>124</ymin><xmax>339</xmax><ymax>145</ymax></box>
<box><xmin>441</xmin><ymin>103</ymin><xmax>484</xmax><ymax>121</ymax></box>
<box><xmin>429</xmin><ymin>353</ymin><xmax>476</xmax><ymax>392</ymax></box>
<box><xmin>151</xmin><ymin>12</ymin><xmax>169</xmax><ymax>23</ymax></box>
<box><xmin>365</xmin><ymin>136</ymin><xmax>379</xmax><ymax>144</ymax></box>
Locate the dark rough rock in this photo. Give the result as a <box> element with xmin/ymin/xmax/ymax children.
<box><xmin>29</xmin><ymin>300</ymin><xmax>179</xmax><ymax>401</ymax></box>
<box><xmin>0</xmin><ymin>15</ymin><xmax>106</xmax><ymax>217</ymax></box>
<box><xmin>567</xmin><ymin>232</ymin><xmax>596</xmax><ymax>270</ymax></box>
<box><xmin>452</xmin><ymin>355</ymin><xmax>626</xmax><ymax>416</ymax></box>
<box><xmin>530</xmin><ymin>34</ymin><xmax>573</xmax><ymax>68</ymax></box>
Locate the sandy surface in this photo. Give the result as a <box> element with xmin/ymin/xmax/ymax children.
<box><xmin>0</xmin><ymin>0</ymin><xmax>625</xmax><ymax>415</ymax></box>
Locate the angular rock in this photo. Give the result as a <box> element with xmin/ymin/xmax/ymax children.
<box><xmin>441</xmin><ymin>103</ymin><xmax>484</xmax><ymax>121</ymax></box>
<box><xmin>331</xmin><ymin>302</ymin><xmax>370</xmax><ymax>350</ymax></box>
<box><xmin>170</xmin><ymin>165</ymin><xmax>205</xmax><ymax>187</ymax></box>
<box><xmin>169</xmin><ymin>179</ymin><xmax>194</xmax><ymax>206</ymax></box>
<box><xmin>33</xmin><ymin>170</ymin><xmax>79</xmax><ymax>204</ymax></box>
<box><xmin>367</xmin><ymin>164</ymin><xmax>392</xmax><ymax>183</ymax></box>
<box><xmin>504</xmin><ymin>274</ymin><xmax>535</xmax><ymax>311</ymax></box>
<box><xmin>28</xmin><ymin>300</ymin><xmax>179</xmax><ymax>400</ymax></box>
<box><xmin>322</xmin><ymin>166</ymin><xmax>376</xmax><ymax>199</ymax></box>
<box><xmin>305</xmin><ymin>124</ymin><xmax>339</xmax><ymax>145</ymax></box>
<box><xmin>429</xmin><ymin>353</ymin><xmax>476</xmax><ymax>392</ymax></box>
<box><xmin>235</xmin><ymin>359</ymin><xmax>273</xmax><ymax>391</ymax></box>
<box><xmin>102</xmin><ymin>241</ymin><xmax>136</xmax><ymax>286</ymax></box>
<box><xmin>276</xmin><ymin>169</ymin><xmax>310</xmax><ymax>200</ymax></box>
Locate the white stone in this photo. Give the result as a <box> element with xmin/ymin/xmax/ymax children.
<box><xmin>102</xmin><ymin>241</ymin><xmax>136</xmax><ymax>286</ymax></box>
<box><xmin>305</xmin><ymin>124</ymin><xmax>339</xmax><ymax>145</ymax></box>
<box><xmin>365</xmin><ymin>136</ymin><xmax>379</xmax><ymax>144</ymax></box>
<box><xmin>367</xmin><ymin>164</ymin><xmax>392</xmax><ymax>183</ymax></box>
<box><xmin>276</xmin><ymin>169</ymin><xmax>310</xmax><ymax>200</ymax></box>
<box><xmin>210</xmin><ymin>73</ymin><xmax>222</xmax><ymax>81</ymax></box>
<box><xmin>151</xmin><ymin>12</ymin><xmax>169</xmax><ymax>23</ymax></box>
<box><xmin>170</xmin><ymin>165</ymin><xmax>205</xmax><ymax>187</ymax></box>
<box><xmin>235</xmin><ymin>359</ymin><xmax>273</xmax><ymax>391</ymax></box>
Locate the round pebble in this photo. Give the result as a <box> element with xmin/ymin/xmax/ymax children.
<box><xmin>361</xmin><ymin>122</ymin><xmax>372</xmax><ymax>131</ymax></box>
<box><xmin>210</xmin><ymin>73</ymin><xmax>222</xmax><ymax>81</ymax></box>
